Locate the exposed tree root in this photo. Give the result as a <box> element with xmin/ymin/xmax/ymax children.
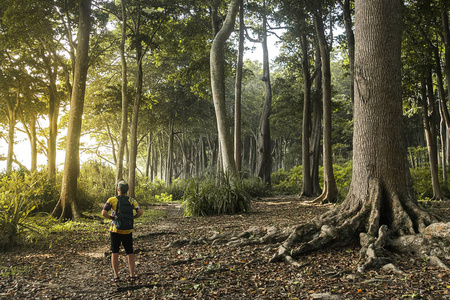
<box><xmin>167</xmin><ymin>178</ymin><xmax>450</xmax><ymax>273</ymax></box>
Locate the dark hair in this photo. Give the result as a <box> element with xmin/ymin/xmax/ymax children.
<box><xmin>117</xmin><ymin>180</ymin><xmax>129</xmax><ymax>194</ymax></box>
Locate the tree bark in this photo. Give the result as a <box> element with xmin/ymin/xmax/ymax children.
<box><xmin>341</xmin><ymin>0</ymin><xmax>355</xmax><ymax>103</ymax></box>
<box><xmin>116</xmin><ymin>0</ymin><xmax>129</xmax><ymax>183</ymax></box>
<box><xmin>255</xmin><ymin>0</ymin><xmax>272</xmax><ymax>185</ymax></box>
<box><xmin>21</xmin><ymin>114</ymin><xmax>38</xmax><ymax>171</ymax></box>
<box><xmin>5</xmin><ymin>92</ymin><xmax>19</xmax><ymax>173</ymax></box>
<box><xmin>300</xmin><ymin>34</ymin><xmax>313</xmax><ymax>197</ymax></box>
<box><xmin>210</xmin><ymin>0</ymin><xmax>239</xmax><ymax>176</ymax></box>
<box><xmin>128</xmin><ymin>20</ymin><xmax>143</xmax><ymax>199</ymax></box>
<box><xmin>311</xmin><ymin>43</ymin><xmax>322</xmax><ymax>195</ymax></box>
<box><xmin>234</xmin><ymin>0</ymin><xmax>244</xmax><ymax>173</ymax></box>
<box><xmin>312</xmin><ymin>11</ymin><xmax>338</xmax><ymax>203</ymax></box>
<box><xmin>421</xmin><ymin>72</ymin><xmax>443</xmax><ymax>200</ymax></box>
<box><xmin>54</xmin><ymin>0</ymin><xmax>91</xmax><ymax>220</ymax></box>
<box><xmin>166</xmin><ymin>120</ymin><xmax>174</xmax><ymax>185</ymax></box>
<box><xmin>44</xmin><ymin>58</ymin><xmax>59</xmax><ymax>181</ymax></box>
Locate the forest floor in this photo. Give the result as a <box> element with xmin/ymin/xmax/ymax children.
<box><xmin>1</xmin><ymin>196</ymin><xmax>450</xmax><ymax>300</ymax></box>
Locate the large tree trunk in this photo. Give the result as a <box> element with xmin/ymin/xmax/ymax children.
<box><xmin>210</xmin><ymin>0</ymin><xmax>239</xmax><ymax>175</ymax></box>
<box><xmin>255</xmin><ymin>0</ymin><xmax>272</xmax><ymax>185</ymax></box>
<box><xmin>312</xmin><ymin>11</ymin><xmax>338</xmax><ymax>203</ymax></box>
<box><xmin>54</xmin><ymin>0</ymin><xmax>91</xmax><ymax>220</ymax></box>
<box><xmin>116</xmin><ymin>0</ymin><xmax>129</xmax><ymax>183</ymax></box>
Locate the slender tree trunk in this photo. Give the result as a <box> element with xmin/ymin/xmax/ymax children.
<box><xmin>54</xmin><ymin>0</ymin><xmax>91</xmax><ymax>220</ymax></box>
<box><xmin>311</xmin><ymin>44</ymin><xmax>322</xmax><ymax>195</ymax></box>
<box><xmin>234</xmin><ymin>0</ymin><xmax>244</xmax><ymax>173</ymax></box>
<box><xmin>116</xmin><ymin>0</ymin><xmax>129</xmax><ymax>183</ymax></box>
<box><xmin>313</xmin><ymin>11</ymin><xmax>337</xmax><ymax>203</ymax></box>
<box><xmin>21</xmin><ymin>114</ymin><xmax>38</xmax><ymax>171</ymax></box>
<box><xmin>128</xmin><ymin>40</ymin><xmax>143</xmax><ymax>198</ymax></box>
<box><xmin>6</xmin><ymin>100</ymin><xmax>18</xmax><ymax>173</ymax></box>
<box><xmin>421</xmin><ymin>73</ymin><xmax>443</xmax><ymax>199</ymax></box>
<box><xmin>145</xmin><ymin>132</ymin><xmax>152</xmax><ymax>179</ymax></box>
<box><xmin>210</xmin><ymin>0</ymin><xmax>239</xmax><ymax>175</ymax></box>
<box><xmin>28</xmin><ymin>115</ymin><xmax>37</xmax><ymax>171</ymax></box>
<box><xmin>255</xmin><ymin>0</ymin><xmax>272</xmax><ymax>185</ymax></box>
<box><xmin>342</xmin><ymin>0</ymin><xmax>355</xmax><ymax>103</ymax></box>
<box><xmin>166</xmin><ymin>121</ymin><xmax>174</xmax><ymax>186</ymax></box>
<box><xmin>439</xmin><ymin>102</ymin><xmax>448</xmax><ymax>189</ymax></box>
<box><xmin>301</xmin><ymin>33</ymin><xmax>313</xmax><ymax>197</ymax></box>
<box><xmin>47</xmin><ymin>80</ymin><xmax>59</xmax><ymax>181</ymax></box>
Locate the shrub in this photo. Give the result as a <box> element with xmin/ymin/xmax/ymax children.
<box><xmin>410</xmin><ymin>167</ymin><xmax>435</xmax><ymax>200</ymax></box>
<box><xmin>182</xmin><ymin>174</ymin><xmax>251</xmax><ymax>217</ymax></box>
<box><xmin>240</xmin><ymin>176</ymin><xmax>272</xmax><ymax>198</ymax></box>
<box><xmin>135</xmin><ymin>178</ymin><xmax>171</xmax><ymax>202</ymax></box>
<box><xmin>0</xmin><ymin>171</ymin><xmax>59</xmax><ymax>212</ymax></box>
<box><xmin>77</xmin><ymin>161</ymin><xmax>116</xmax><ymax>211</ymax></box>
<box><xmin>0</xmin><ymin>171</ymin><xmax>58</xmax><ymax>251</ymax></box>
<box><xmin>333</xmin><ymin>161</ymin><xmax>353</xmax><ymax>203</ymax></box>
<box><xmin>271</xmin><ymin>166</ymin><xmax>302</xmax><ymax>195</ymax></box>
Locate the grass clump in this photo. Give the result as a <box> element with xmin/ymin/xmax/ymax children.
<box><xmin>182</xmin><ymin>173</ymin><xmax>251</xmax><ymax>217</ymax></box>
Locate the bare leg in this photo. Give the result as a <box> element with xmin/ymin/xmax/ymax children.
<box><xmin>111</xmin><ymin>253</ymin><xmax>119</xmax><ymax>278</ymax></box>
<box><xmin>127</xmin><ymin>253</ymin><xmax>135</xmax><ymax>277</ymax></box>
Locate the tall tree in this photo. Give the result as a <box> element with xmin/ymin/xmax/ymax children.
<box><xmin>255</xmin><ymin>0</ymin><xmax>273</xmax><ymax>185</ymax></box>
<box><xmin>210</xmin><ymin>0</ymin><xmax>239</xmax><ymax>175</ymax></box>
<box><xmin>54</xmin><ymin>0</ymin><xmax>91</xmax><ymax>220</ymax></box>
<box><xmin>234</xmin><ymin>0</ymin><xmax>245</xmax><ymax>173</ymax></box>
<box><xmin>312</xmin><ymin>4</ymin><xmax>338</xmax><ymax>203</ymax></box>
<box><xmin>116</xmin><ymin>0</ymin><xmax>129</xmax><ymax>183</ymax></box>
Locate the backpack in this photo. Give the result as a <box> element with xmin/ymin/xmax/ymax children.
<box><xmin>113</xmin><ymin>195</ymin><xmax>134</xmax><ymax>230</ymax></box>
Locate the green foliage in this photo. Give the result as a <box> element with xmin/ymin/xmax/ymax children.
<box><xmin>182</xmin><ymin>174</ymin><xmax>251</xmax><ymax>217</ymax></box>
<box><xmin>136</xmin><ymin>178</ymin><xmax>167</xmax><ymax>202</ymax></box>
<box><xmin>0</xmin><ymin>193</ymin><xmax>37</xmax><ymax>251</ymax></box>
<box><xmin>0</xmin><ymin>171</ymin><xmax>59</xmax><ymax>212</ymax></box>
<box><xmin>0</xmin><ymin>171</ymin><xmax>59</xmax><ymax>251</ymax></box>
<box><xmin>333</xmin><ymin>161</ymin><xmax>353</xmax><ymax>202</ymax></box>
<box><xmin>135</xmin><ymin>177</ymin><xmax>189</xmax><ymax>203</ymax></box>
<box><xmin>240</xmin><ymin>176</ymin><xmax>272</xmax><ymax>198</ymax></box>
<box><xmin>409</xmin><ymin>167</ymin><xmax>444</xmax><ymax>200</ymax></box>
<box><xmin>271</xmin><ymin>166</ymin><xmax>302</xmax><ymax>195</ymax></box>
<box><xmin>271</xmin><ymin>162</ymin><xmax>353</xmax><ymax>202</ymax></box>
<box><xmin>77</xmin><ymin>161</ymin><xmax>116</xmax><ymax>211</ymax></box>
<box><xmin>154</xmin><ymin>192</ymin><xmax>173</xmax><ymax>202</ymax></box>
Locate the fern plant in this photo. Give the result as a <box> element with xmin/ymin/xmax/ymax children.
<box><xmin>0</xmin><ymin>193</ymin><xmax>38</xmax><ymax>251</ymax></box>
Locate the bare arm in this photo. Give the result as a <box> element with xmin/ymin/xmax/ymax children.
<box><xmin>134</xmin><ymin>208</ymin><xmax>143</xmax><ymax>219</ymax></box>
<box><xmin>102</xmin><ymin>209</ymin><xmax>113</xmax><ymax>220</ymax></box>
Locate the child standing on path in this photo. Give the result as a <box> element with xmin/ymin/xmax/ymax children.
<box><xmin>102</xmin><ymin>179</ymin><xmax>143</xmax><ymax>282</ymax></box>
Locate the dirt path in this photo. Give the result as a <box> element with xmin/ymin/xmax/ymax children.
<box><xmin>1</xmin><ymin>196</ymin><xmax>449</xmax><ymax>299</ymax></box>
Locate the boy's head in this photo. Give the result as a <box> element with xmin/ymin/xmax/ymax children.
<box><xmin>117</xmin><ymin>179</ymin><xmax>129</xmax><ymax>194</ymax></box>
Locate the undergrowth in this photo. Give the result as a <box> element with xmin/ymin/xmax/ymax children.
<box><xmin>182</xmin><ymin>173</ymin><xmax>253</xmax><ymax>217</ymax></box>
